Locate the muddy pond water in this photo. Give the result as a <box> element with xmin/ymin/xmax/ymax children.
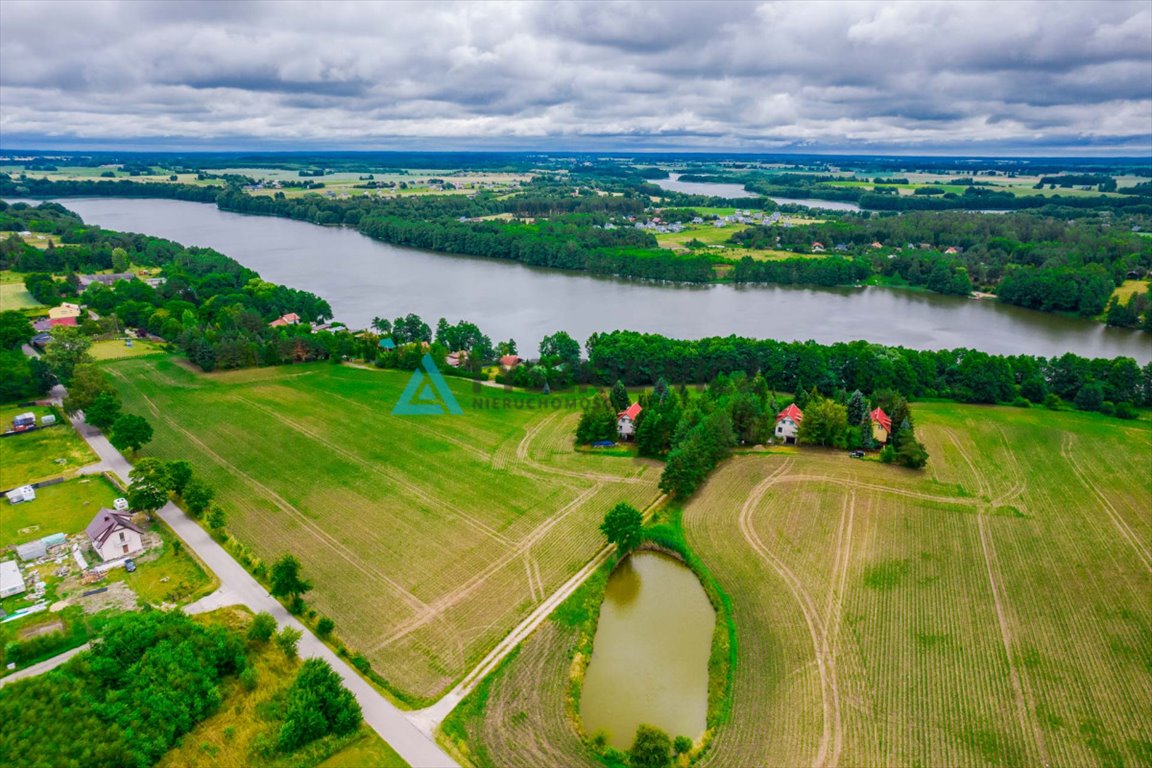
<box><xmin>579</xmin><ymin>551</ymin><xmax>716</xmax><ymax>750</ymax></box>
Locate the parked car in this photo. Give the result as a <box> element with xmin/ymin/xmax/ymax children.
<box><xmin>850</xmin><ymin>450</ymin><xmax>865</xmax><ymax>458</ymax></box>
<box><xmin>124</xmin><ymin>558</ymin><xmax>136</xmax><ymax>573</ymax></box>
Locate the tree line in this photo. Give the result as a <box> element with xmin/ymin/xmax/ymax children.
<box><xmin>582</xmin><ymin>330</ymin><xmax>1152</xmax><ymax>414</ymax></box>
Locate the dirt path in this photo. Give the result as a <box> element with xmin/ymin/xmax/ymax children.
<box><xmin>408</xmin><ymin>492</ymin><xmax>669</xmax><ymax>735</ymax></box>
<box><xmin>976</xmin><ymin>514</ymin><xmax>1049</xmax><ymax>765</ymax></box>
<box><xmin>515</xmin><ymin>411</ymin><xmax>650</xmax><ymax>485</ymax></box>
<box><xmin>737</xmin><ymin>460</ymin><xmax>843</xmax><ymax>768</ymax></box>
<box><xmin>371</xmin><ymin>481</ymin><xmax>607</xmax><ymax>651</ymax></box>
<box><xmin>1061</xmin><ymin>434</ymin><xmax>1152</xmax><ymax>572</ymax></box>
<box><xmin>776</xmin><ymin>473</ymin><xmax>980</xmax><ymax>507</ymax></box>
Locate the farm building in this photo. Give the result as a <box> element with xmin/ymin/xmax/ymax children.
<box><xmin>85</xmin><ymin>509</ymin><xmax>145</xmax><ymax>562</ymax></box>
<box><xmin>15</xmin><ymin>539</ymin><xmax>46</xmax><ymax>562</ymax></box>
<box><xmin>617</xmin><ymin>402</ymin><xmax>642</xmax><ymax>439</ymax></box>
<box><xmin>870</xmin><ymin>407</ymin><xmax>893</xmax><ymax>444</ymax></box>
<box><xmin>775</xmin><ymin>403</ymin><xmax>804</xmax><ymax>444</ymax></box>
<box><xmin>0</xmin><ymin>560</ymin><xmax>26</xmax><ymax>598</ymax></box>
<box><xmin>48</xmin><ymin>316</ymin><xmax>78</xmax><ymax>328</ymax></box>
<box><xmin>6</xmin><ymin>485</ymin><xmax>36</xmax><ymax>504</ymax></box>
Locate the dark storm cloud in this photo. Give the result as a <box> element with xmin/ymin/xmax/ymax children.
<box><xmin>0</xmin><ymin>0</ymin><xmax>1148</xmax><ymax>153</ymax></box>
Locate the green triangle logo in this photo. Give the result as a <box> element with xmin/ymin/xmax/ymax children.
<box><xmin>393</xmin><ymin>354</ymin><xmax>463</xmax><ymax>416</ymax></box>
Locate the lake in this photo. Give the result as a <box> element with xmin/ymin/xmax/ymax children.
<box><xmin>652</xmin><ymin>174</ymin><xmax>759</xmax><ymax>199</ymax></box>
<box><xmin>579</xmin><ymin>551</ymin><xmax>715</xmax><ymax>750</ymax></box>
<box><xmin>651</xmin><ymin>174</ymin><xmax>863</xmax><ymax>211</ymax></box>
<box><xmin>12</xmin><ymin>197</ymin><xmax>1151</xmax><ymax>362</ymax></box>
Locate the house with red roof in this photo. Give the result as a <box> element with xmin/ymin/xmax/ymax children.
<box><xmin>617</xmin><ymin>402</ymin><xmax>642</xmax><ymax>439</ymax></box>
<box><xmin>870</xmin><ymin>407</ymin><xmax>892</xmax><ymax>444</ymax></box>
<box><xmin>775</xmin><ymin>403</ymin><xmax>803</xmax><ymax>444</ymax></box>
<box><xmin>499</xmin><ymin>354</ymin><xmax>521</xmax><ymax>370</ymax></box>
<box><xmin>268</xmin><ymin>312</ymin><xmax>301</xmax><ymax>328</ymax></box>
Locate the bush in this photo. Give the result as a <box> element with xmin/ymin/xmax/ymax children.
<box><xmin>1043</xmin><ymin>393</ymin><xmax>1063</xmax><ymax>410</ymax></box>
<box><xmin>276</xmin><ymin>658</ymin><xmax>362</xmax><ymax>753</ymax></box>
<box><xmin>248</xmin><ymin>612</ymin><xmax>277</xmax><ymax>643</ymax></box>
<box><xmin>275</xmin><ymin>627</ymin><xmax>303</xmax><ymax>659</ymax></box>
<box><xmin>673</xmin><ymin>735</ymin><xmax>693</xmax><ymax>755</ymax></box>
<box><xmin>315</xmin><ymin>617</ymin><xmax>335</xmax><ymax>638</ymax></box>
<box><xmin>1115</xmin><ymin>401</ymin><xmax>1138</xmax><ymax>420</ymax></box>
<box><xmin>879</xmin><ymin>444</ymin><xmax>896</xmax><ymax>463</ymax></box>
<box><xmin>1011</xmin><ymin>396</ymin><xmax>1030</xmax><ymax>408</ymax></box>
<box><xmin>630</xmin><ymin>725</ymin><xmax>672</xmax><ymax>768</ymax></box>
<box><xmin>239</xmin><ymin>666</ymin><xmax>259</xmax><ymax>691</ymax></box>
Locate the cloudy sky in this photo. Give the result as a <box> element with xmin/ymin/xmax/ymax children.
<box><xmin>1</xmin><ymin>0</ymin><xmax>1149</xmax><ymax>154</ymax></box>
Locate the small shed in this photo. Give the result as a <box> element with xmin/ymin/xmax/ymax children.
<box><xmin>40</xmin><ymin>413</ymin><xmax>56</xmax><ymax>426</ymax></box>
<box><xmin>0</xmin><ymin>561</ymin><xmax>25</xmax><ymax>598</ymax></box>
<box><xmin>15</xmin><ymin>539</ymin><xmax>47</xmax><ymax>562</ymax></box>
<box><xmin>6</xmin><ymin>486</ymin><xmax>36</xmax><ymax>504</ymax></box>
<box><xmin>113</xmin><ymin>497</ymin><xmax>130</xmax><ymax>512</ymax></box>
<box><xmin>40</xmin><ymin>533</ymin><xmax>68</xmax><ymax>549</ymax></box>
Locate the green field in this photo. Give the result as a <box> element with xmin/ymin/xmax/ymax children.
<box><xmin>1111</xmin><ymin>279</ymin><xmax>1149</xmax><ymax>304</ymax></box>
<box><xmin>0</xmin><ymin>475</ymin><xmax>120</xmax><ymax>549</ymax></box>
<box><xmin>0</xmin><ymin>281</ymin><xmax>42</xmax><ymax>310</ymax></box>
<box><xmin>108</xmin><ymin>357</ymin><xmax>662</xmax><ymax>704</ymax></box>
<box><xmin>446</xmin><ymin>403</ymin><xmax>1152</xmax><ymax>766</ymax></box>
<box><xmin>0</xmin><ymin>404</ymin><xmax>98</xmax><ymax>488</ymax></box>
<box><xmin>88</xmin><ymin>338</ymin><xmax>168</xmax><ymax>360</ymax></box>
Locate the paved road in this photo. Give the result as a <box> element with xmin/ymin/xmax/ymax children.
<box><xmin>63</xmin><ymin>402</ymin><xmax>459</xmax><ymax>767</ymax></box>
<box><xmin>0</xmin><ymin>643</ymin><xmax>90</xmax><ymax>687</ymax></box>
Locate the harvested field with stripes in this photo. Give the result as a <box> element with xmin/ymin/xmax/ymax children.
<box><xmin>449</xmin><ymin>402</ymin><xmax>1152</xmax><ymax>766</ymax></box>
<box><xmin>107</xmin><ymin>357</ymin><xmax>662</xmax><ymax>704</ymax></box>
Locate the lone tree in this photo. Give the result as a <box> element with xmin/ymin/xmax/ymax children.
<box><xmin>630</xmin><ymin>724</ymin><xmax>672</xmax><ymax>768</ymax></box>
<box><xmin>109</xmin><ymin>413</ymin><xmax>153</xmax><ymax>453</ymax></box>
<box><xmin>600</xmin><ymin>502</ymin><xmax>643</xmax><ymax>554</ymax></box>
<box><xmin>610</xmin><ymin>379</ymin><xmax>631</xmax><ymax>412</ymax></box>
<box><xmin>271</xmin><ymin>554</ymin><xmax>313</xmax><ymax>601</ymax></box>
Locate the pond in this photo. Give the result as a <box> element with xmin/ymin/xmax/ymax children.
<box><xmin>10</xmin><ymin>197</ymin><xmax>1150</xmax><ymax>362</ymax></box>
<box><xmin>579</xmin><ymin>551</ymin><xmax>716</xmax><ymax>750</ymax></box>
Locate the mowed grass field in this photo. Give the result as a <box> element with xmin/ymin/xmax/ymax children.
<box><xmin>107</xmin><ymin>357</ymin><xmax>662</xmax><ymax>703</ymax></box>
<box><xmin>451</xmin><ymin>403</ymin><xmax>1152</xmax><ymax>767</ymax></box>
<box><xmin>0</xmin><ymin>404</ymin><xmax>98</xmax><ymax>487</ymax></box>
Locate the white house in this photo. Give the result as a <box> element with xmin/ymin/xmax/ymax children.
<box><xmin>775</xmin><ymin>403</ymin><xmax>804</xmax><ymax>444</ymax></box>
<box><xmin>85</xmin><ymin>509</ymin><xmax>145</xmax><ymax>562</ymax></box>
<box><xmin>0</xmin><ymin>560</ymin><xmax>26</xmax><ymax>598</ymax></box>
<box><xmin>617</xmin><ymin>402</ymin><xmax>642</xmax><ymax>440</ymax></box>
